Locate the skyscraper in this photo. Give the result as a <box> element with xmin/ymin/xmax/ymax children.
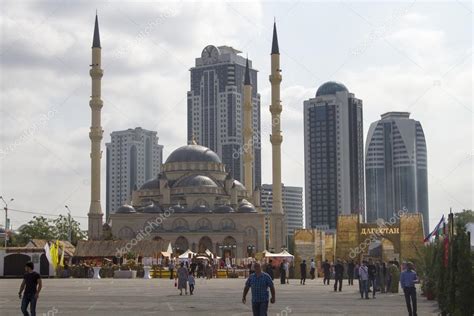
<box><xmin>261</xmin><ymin>184</ymin><xmax>304</xmax><ymax>236</ymax></box>
<box><xmin>105</xmin><ymin>127</ymin><xmax>163</xmax><ymax>219</ymax></box>
<box><xmin>365</xmin><ymin>112</ymin><xmax>429</xmax><ymax>233</ymax></box>
<box><xmin>187</xmin><ymin>45</ymin><xmax>261</xmax><ymax>189</ymax></box>
<box><xmin>304</xmin><ymin>82</ymin><xmax>365</xmax><ymax>230</ymax></box>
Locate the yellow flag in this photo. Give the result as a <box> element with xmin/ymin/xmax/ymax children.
<box><xmin>49</xmin><ymin>242</ymin><xmax>57</xmax><ymax>269</ymax></box>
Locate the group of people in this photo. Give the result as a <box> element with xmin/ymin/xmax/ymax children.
<box><xmin>174</xmin><ymin>262</ymin><xmax>196</xmax><ymax>296</ymax></box>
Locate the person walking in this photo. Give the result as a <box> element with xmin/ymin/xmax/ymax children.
<box><xmin>358</xmin><ymin>261</ymin><xmax>369</xmax><ymax>299</ymax></box>
<box><xmin>354</xmin><ymin>263</ymin><xmax>361</xmax><ymax>294</ymax></box>
<box><xmin>333</xmin><ymin>259</ymin><xmax>344</xmax><ymax>292</ymax></box>
<box><xmin>284</xmin><ymin>261</ymin><xmax>290</xmax><ymax>284</ymax></box>
<box><xmin>400</xmin><ymin>262</ymin><xmax>419</xmax><ymax>316</ymax></box>
<box><xmin>188</xmin><ymin>272</ymin><xmax>195</xmax><ymax>295</ymax></box>
<box><xmin>347</xmin><ymin>260</ymin><xmax>355</xmax><ymax>285</ymax></box>
<box><xmin>309</xmin><ymin>259</ymin><xmax>316</xmax><ymax>280</ymax></box>
<box><xmin>300</xmin><ymin>260</ymin><xmax>307</xmax><ymax>285</ymax></box>
<box><xmin>265</xmin><ymin>260</ymin><xmax>274</xmax><ymax>280</ymax></box>
<box><xmin>19</xmin><ymin>261</ymin><xmax>42</xmax><ymax>316</ymax></box>
<box><xmin>279</xmin><ymin>261</ymin><xmax>286</xmax><ymax>284</ymax></box>
<box><xmin>176</xmin><ymin>262</ymin><xmax>189</xmax><ymax>295</ymax></box>
<box><xmin>322</xmin><ymin>260</ymin><xmax>331</xmax><ymax>285</ymax></box>
<box><xmin>380</xmin><ymin>262</ymin><xmax>387</xmax><ymax>293</ymax></box>
<box><xmin>169</xmin><ymin>260</ymin><xmax>175</xmax><ymax>280</ymax></box>
<box><xmin>242</xmin><ymin>262</ymin><xmax>276</xmax><ymax>316</ymax></box>
<box><xmin>367</xmin><ymin>259</ymin><xmax>377</xmax><ymax>298</ymax></box>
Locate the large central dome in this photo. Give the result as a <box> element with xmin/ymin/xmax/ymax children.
<box><xmin>165</xmin><ymin>144</ymin><xmax>222</xmax><ymax>164</ymax></box>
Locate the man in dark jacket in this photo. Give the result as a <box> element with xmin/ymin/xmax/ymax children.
<box><xmin>334</xmin><ymin>259</ymin><xmax>344</xmax><ymax>292</ymax></box>
<box><xmin>265</xmin><ymin>260</ymin><xmax>274</xmax><ymax>280</ymax></box>
<box><xmin>368</xmin><ymin>259</ymin><xmax>377</xmax><ymax>298</ymax></box>
<box><xmin>300</xmin><ymin>260</ymin><xmax>307</xmax><ymax>285</ymax></box>
<box><xmin>322</xmin><ymin>260</ymin><xmax>331</xmax><ymax>285</ymax></box>
<box><xmin>347</xmin><ymin>260</ymin><xmax>355</xmax><ymax>285</ymax></box>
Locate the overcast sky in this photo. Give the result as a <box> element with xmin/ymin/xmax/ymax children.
<box><xmin>0</xmin><ymin>0</ymin><xmax>472</xmax><ymax>232</ymax></box>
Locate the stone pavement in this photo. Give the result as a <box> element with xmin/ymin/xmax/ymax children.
<box><xmin>0</xmin><ymin>277</ymin><xmax>439</xmax><ymax>315</ymax></box>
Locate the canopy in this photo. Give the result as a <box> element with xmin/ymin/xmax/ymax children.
<box><xmin>262</xmin><ymin>250</ymin><xmax>294</xmax><ymax>258</ymax></box>
<box><xmin>178</xmin><ymin>249</ymin><xmax>196</xmax><ymax>259</ymax></box>
<box><xmin>161</xmin><ymin>242</ymin><xmax>173</xmax><ymax>258</ymax></box>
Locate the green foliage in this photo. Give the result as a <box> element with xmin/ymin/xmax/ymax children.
<box><xmin>418</xmin><ymin>219</ymin><xmax>474</xmax><ymax>315</ymax></box>
<box><xmin>14</xmin><ymin>215</ymin><xmax>86</xmax><ymax>246</ymax></box>
<box><xmin>454</xmin><ymin>209</ymin><xmax>473</xmax><ymax>226</ymax></box>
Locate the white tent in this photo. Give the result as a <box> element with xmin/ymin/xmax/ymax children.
<box><xmin>178</xmin><ymin>249</ymin><xmax>196</xmax><ymax>259</ymax></box>
<box><xmin>161</xmin><ymin>242</ymin><xmax>173</xmax><ymax>258</ymax></box>
<box><xmin>263</xmin><ymin>250</ymin><xmax>294</xmax><ymax>258</ymax></box>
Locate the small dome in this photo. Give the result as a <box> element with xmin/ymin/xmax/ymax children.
<box><xmin>192</xmin><ymin>205</ymin><xmax>212</xmax><ymax>213</ymax></box>
<box><xmin>116</xmin><ymin>205</ymin><xmax>136</xmax><ymax>214</ymax></box>
<box><xmin>316</xmin><ymin>81</ymin><xmax>348</xmax><ymax>97</ymax></box>
<box><xmin>237</xmin><ymin>199</ymin><xmax>256</xmax><ymax>213</ymax></box>
<box><xmin>140</xmin><ymin>178</ymin><xmax>159</xmax><ymax>190</ymax></box>
<box><xmin>143</xmin><ymin>203</ymin><xmax>162</xmax><ymax>213</ymax></box>
<box><xmin>233</xmin><ymin>180</ymin><xmax>246</xmax><ymax>191</ymax></box>
<box><xmin>165</xmin><ymin>144</ymin><xmax>221</xmax><ymax>164</ymax></box>
<box><xmin>170</xmin><ymin>204</ymin><xmax>188</xmax><ymax>213</ymax></box>
<box><xmin>175</xmin><ymin>175</ymin><xmax>218</xmax><ymax>188</ymax></box>
<box><xmin>214</xmin><ymin>205</ymin><xmax>235</xmax><ymax>213</ymax></box>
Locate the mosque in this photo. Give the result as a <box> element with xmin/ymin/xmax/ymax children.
<box><xmin>86</xmin><ymin>15</ymin><xmax>286</xmax><ymax>258</ymax></box>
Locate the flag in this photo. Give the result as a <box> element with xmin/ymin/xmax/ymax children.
<box><xmin>43</xmin><ymin>242</ymin><xmax>53</xmax><ymax>265</ymax></box>
<box><xmin>424</xmin><ymin>215</ymin><xmax>445</xmax><ymax>242</ymax></box>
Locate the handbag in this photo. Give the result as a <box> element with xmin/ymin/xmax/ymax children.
<box><xmin>174</xmin><ymin>279</ymin><xmax>177</xmax><ymax>287</ymax></box>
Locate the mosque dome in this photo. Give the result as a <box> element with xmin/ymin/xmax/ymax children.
<box><xmin>237</xmin><ymin>199</ymin><xmax>256</xmax><ymax>213</ymax></box>
<box><xmin>170</xmin><ymin>204</ymin><xmax>188</xmax><ymax>213</ymax></box>
<box><xmin>316</xmin><ymin>81</ymin><xmax>348</xmax><ymax>97</ymax></box>
<box><xmin>233</xmin><ymin>180</ymin><xmax>246</xmax><ymax>191</ymax></box>
<box><xmin>213</xmin><ymin>205</ymin><xmax>235</xmax><ymax>213</ymax></box>
<box><xmin>165</xmin><ymin>144</ymin><xmax>221</xmax><ymax>164</ymax></box>
<box><xmin>192</xmin><ymin>205</ymin><xmax>212</xmax><ymax>213</ymax></box>
<box><xmin>142</xmin><ymin>203</ymin><xmax>162</xmax><ymax>213</ymax></box>
<box><xmin>116</xmin><ymin>205</ymin><xmax>136</xmax><ymax>214</ymax></box>
<box><xmin>175</xmin><ymin>175</ymin><xmax>218</xmax><ymax>188</ymax></box>
<box><xmin>140</xmin><ymin>178</ymin><xmax>159</xmax><ymax>190</ymax></box>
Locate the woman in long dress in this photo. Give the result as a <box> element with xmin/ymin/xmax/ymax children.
<box><xmin>388</xmin><ymin>262</ymin><xmax>400</xmax><ymax>293</ymax></box>
<box><xmin>176</xmin><ymin>262</ymin><xmax>189</xmax><ymax>295</ymax></box>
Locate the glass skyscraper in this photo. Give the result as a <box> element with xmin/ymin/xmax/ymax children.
<box><xmin>187</xmin><ymin>45</ymin><xmax>261</xmax><ymax>188</ymax></box>
<box><xmin>365</xmin><ymin>112</ymin><xmax>429</xmax><ymax>233</ymax></box>
<box><xmin>304</xmin><ymin>82</ymin><xmax>365</xmax><ymax>230</ymax></box>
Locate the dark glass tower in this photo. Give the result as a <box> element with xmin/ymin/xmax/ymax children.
<box><xmin>304</xmin><ymin>82</ymin><xmax>365</xmax><ymax>230</ymax></box>
<box><xmin>187</xmin><ymin>45</ymin><xmax>261</xmax><ymax>188</ymax></box>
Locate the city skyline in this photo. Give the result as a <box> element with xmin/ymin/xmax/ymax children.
<box><xmin>0</xmin><ymin>2</ymin><xmax>471</xmax><ymax>232</ymax></box>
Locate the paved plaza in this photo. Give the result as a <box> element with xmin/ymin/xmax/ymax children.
<box><xmin>0</xmin><ymin>278</ymin><xmax>438</xmax><ymax>315</ymax></box>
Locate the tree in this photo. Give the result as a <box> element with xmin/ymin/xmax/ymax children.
<box><xmin>15</xmin><ymin>216</ymin><xmax>56</xmax><ymax>246</ymax></box>
<box><xmin>14</xmin><ymin>215</ymin><xmax>87</xmax><ymax>246</ymax></box>
<box><xmin>52</xmin><ymin>215</ymin><xmax>87</xmax><ymax>245</ymax></box>
<box><xmin>454</xmin><ymin>209</ymin><xmax>474</xmax><ymax>226</ymax></box>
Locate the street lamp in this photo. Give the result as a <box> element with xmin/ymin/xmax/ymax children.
<box><xmin>64</xmin><ymin>205</ymin><xmax>72</xmax><ymax>243</ymax></box>
<box><xmin>0</xmin><ymin>196</ymin><xmax>14</xmax><ymax>248</ymax></box>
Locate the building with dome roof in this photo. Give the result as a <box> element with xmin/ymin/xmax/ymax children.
<box><xmin>109</xmin><ymin>143</ymin><xmax>266</xmax><ymax>258</ymax></box>
<box><xmin>304</xmin><ymin>81</ymin><xmax>365</xmax><ymax>230</ymax></box>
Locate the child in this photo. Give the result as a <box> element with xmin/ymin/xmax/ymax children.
<box><xmin>188</xmin><ymin>272</ymin><xmax>195</xmax><ymax>295</ymax></box>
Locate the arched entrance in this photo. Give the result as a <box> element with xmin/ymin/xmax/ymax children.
<box><xmin>174</xmin><ymin>236</ymin><xmax>189</xmax><ymax>255</ymax></box>
<box><xmin>221</xmin><ymin>236</ymin><xmax>237</xmax><ymax>259</ymax></box>
<box><xmin>198</xmin><ymin>236</ymin><xmax>213</xmax><ymax>253</ymax></box>
<box><xmin>40</xmin><ymin>254</ymin><xmax>50</xmax><ymax>276</ymax></box>
<box><xmin>4</xmin><ymin>254</ymin><xmax>31</xmax><ymax>276</ymax></box>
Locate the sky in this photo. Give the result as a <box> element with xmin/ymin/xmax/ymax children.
<box><xmin>0</xmin><ymin>0</ymin><xmax>472</xmax><ymax>233</ymax></box>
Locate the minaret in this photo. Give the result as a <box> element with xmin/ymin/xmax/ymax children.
<box><xmin>269</xmin><ymin>21</ymin><xmax>286</xmax><ymax>250</ymax></box>
<box><xmin>88</xmin><ymin>13</ymin><xmax>104</xmax><ymax>240</ymax></box>
<box><xmin>243</xmin><ymin>57</ymin><xmax>254</xmax><ymax>199</ymax></box>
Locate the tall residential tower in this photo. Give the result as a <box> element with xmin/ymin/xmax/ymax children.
<box><xmin>187</xmin><ymin>45</ymin><xmax>261</xmax><ymax>189</ymax></box>
<box><xmin>365</xmin><ymin>112</ymin><xmax>429</xmax><ymax>233</ymax></box>
<box><xmin>105</xmin><ymin>127</ymin><xmax>163</xmax><ymax>219</ymax></box>
<box><xmin>304</xmin><ymin>82</ymin><xmax>365</xmax><ymax>230</ymax></box>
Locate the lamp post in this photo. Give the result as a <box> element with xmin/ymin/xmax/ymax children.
<box><xmin>0</xmin><ymin>196</ymin><xmax>14</xmax><ymax>248</ymax></box>
<box><xmin>64</xmin><ymin>205</ymin><xmax>72</xmax><ymax>243</ymax></box>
